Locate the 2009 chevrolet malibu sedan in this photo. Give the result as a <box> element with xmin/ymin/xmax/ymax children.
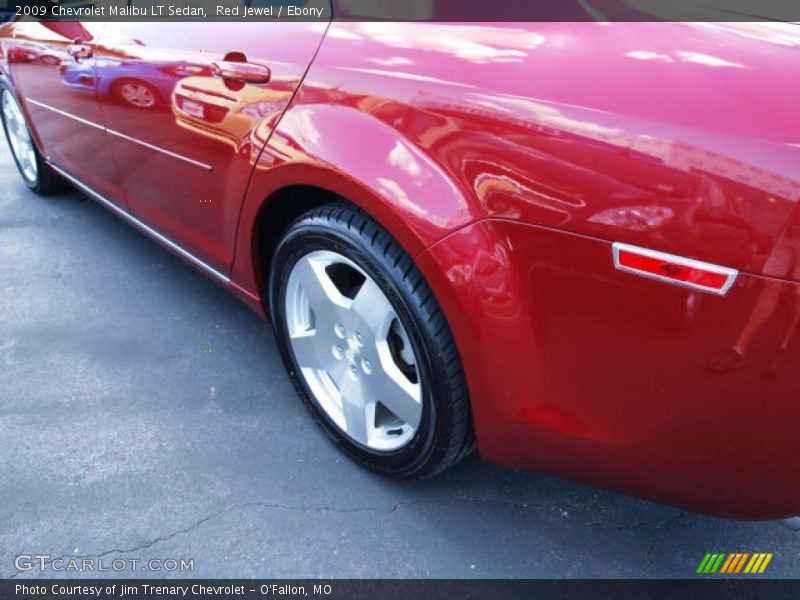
<box><xmin>2</xmin><ymin>20</ymin><xmax>799</xmax><ymax>518</ymax></box>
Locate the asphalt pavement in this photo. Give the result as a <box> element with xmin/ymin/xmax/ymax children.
<box><xmin>1</xmin><ymin>147</ymin><xmax>798</xmax><ymax>579</ymax></box>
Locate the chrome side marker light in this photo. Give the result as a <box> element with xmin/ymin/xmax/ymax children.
<box><xmin>612</xmin><ymin>242</ymin><xmax>738</xmax><ymax>296</ymax></box>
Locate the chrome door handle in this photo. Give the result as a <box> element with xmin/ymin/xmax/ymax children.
<box><xmin>67</xmin><ymin>44</ymin><xmax>93</xmax><ymax>61</ymax></box>
<box><xmin>211</xmin><ymin>61</ymin><xmax>271</xmax><ymax>84</ymax></box>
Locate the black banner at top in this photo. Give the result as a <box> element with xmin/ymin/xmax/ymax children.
<box><xmin>2</xmin><ymin>0</ymin><xmax>800</xmax><ymax>22</ymax></box>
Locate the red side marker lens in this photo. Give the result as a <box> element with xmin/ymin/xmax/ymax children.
<box><xmin>613</xmin><ymin>243</ymin><xmax>737</xmax><ymax>295</ymax></box>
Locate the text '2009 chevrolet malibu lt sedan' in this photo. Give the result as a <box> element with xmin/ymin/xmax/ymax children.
<box><xmin>2</xmin><ymin>20</ymin><xmax>799</xmax><ymax>519</ymax></box>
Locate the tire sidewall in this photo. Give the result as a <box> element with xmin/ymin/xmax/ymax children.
<box><xmin>270</xmin><ymin>217</ymin><xmax>444</xmax><ymax>476</ymax></box>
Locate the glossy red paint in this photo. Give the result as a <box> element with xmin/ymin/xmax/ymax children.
<box><xmin>417</xmin><ymin>219</ymin><xmax>800</xmax><ymax>519</ymax></box>
<box><xmin>92</xmin><ymin>22</ymin><xmax>328</xmax><ymax>273</ymax></box>
<box><xmin>2</xmin><ymin>21</ymin><xmax>800</xmax><ymax>517</ymax></box>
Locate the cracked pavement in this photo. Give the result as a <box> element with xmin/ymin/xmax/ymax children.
<box><xmin>1</xmin><ymin>148</ymin><xmax>798</xmax><ymax>579</ymax></box>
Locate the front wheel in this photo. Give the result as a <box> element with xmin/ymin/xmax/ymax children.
<box><xmin>1</xmin><ymin>87</ymin><xmax>62</xmax><ymax>195</ymax></box>
<box><xmin>269</xmin><ymin>203</ymin><xmax>474</xmax><ymax>477</ymax></box>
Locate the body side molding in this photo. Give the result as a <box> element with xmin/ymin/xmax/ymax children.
<box><xmin>47</xmin><ymin>161</ymin><xmax>230</xmax><ymax>284</ymax></box>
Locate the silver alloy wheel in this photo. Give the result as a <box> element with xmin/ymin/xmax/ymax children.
<box><xmin>120</xmin><ymin>82</ymin><xmax>156</xmax><ymax>108</ymax></box>
<box><xmin>2</xmin><ymin>89</ymin><xmax>38</xmax><ymax>184</ymax></box>
<box><xmin>285</xmin><ymin>250</ymin><xmax>423</xmax><ymax>451</ymax></box>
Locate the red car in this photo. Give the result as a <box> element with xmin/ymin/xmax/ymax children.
<box><xmin>2</xmin><ymin>21</ymin><xmax>800</xmax><ymax>519</ymax></box>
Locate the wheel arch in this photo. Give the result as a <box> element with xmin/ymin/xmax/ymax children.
<box><xmin>234</xmin><ymin>168</ymin><xmax>487</xmax><ymax>456</ymax></box>
<box><xmin>232</xmin><ymin>159</ymin><xmax>474</xmax><ymax>320</ymax></box>
<box><xmin>230</xmin><ymin>101</ymin><xmax>485</xmax><ymax>317</ymax></box>
<box><xmin>250</xmin><ymin>182</ymin><xmax>341</xmax><ymax>317</ymax></box>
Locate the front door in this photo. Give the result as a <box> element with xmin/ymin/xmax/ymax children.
<box><xmin>94</xmin><ymin>22</ymin><xmax>327</xmax><ymax>275</ymax></box>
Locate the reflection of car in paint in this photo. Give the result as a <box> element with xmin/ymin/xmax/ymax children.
<box><xmin>4</xmin><ymin>20</ymin><xmax>800</xmax><ymax>520</ymax></box>
<box><xmin>8</xmin><ymin>41</ymin><xmax>63</xmax><ymax>65</ymax></box>
<box><xmin>172</xmin><ymin>76</ymin><xmax>291</xmax><ymax>147</ymax></box>
<box><xmin>60</xmin><ymin>59</ymin><xmax>210</xmax><ymax>108</ymax></box>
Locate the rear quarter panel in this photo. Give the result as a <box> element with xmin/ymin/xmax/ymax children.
<box><xmin>253</xmin><ymin>22</ymin><xmax>800</xmax><ymax>274</ymax></box>
<box><xmin>237</xmin><ymin>22</ymin><xmax>800</xmax><ymax>517</ymax></box>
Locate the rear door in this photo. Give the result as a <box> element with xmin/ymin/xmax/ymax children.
<box><xmin>95</xmin><ymin>22</ymin><xmax>328</xmax><ymax>276</ymax></box>
<box><xmin>8</xmin><ymin>21</ymin><xmax>123</xmax><ymax>204</ymax></box>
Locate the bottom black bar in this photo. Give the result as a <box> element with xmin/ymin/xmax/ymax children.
<box><xmin>0</xmin><ymin>580</ymin><xmax>797</xmax><ymax>600</ymax></box>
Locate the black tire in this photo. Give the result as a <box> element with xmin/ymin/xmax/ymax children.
<box><xmin>0</xmin><ymin>86</ymin><xmax>65</xmax><ymax>196</ymax></box>
<box><xmin>269</xmin><ymin>202</ymin><xmax>475</xmax><ymax>478</ymax></box>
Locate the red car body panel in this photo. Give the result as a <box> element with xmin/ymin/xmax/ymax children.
<box><xmin>2</xmin><ymin>21</ymin><xmax>800</xmax><ymax>517</ymax></box>
<box><xmin>418</xmin><ymin>220</ymin><xmax>800</xmax><ymax>519</ymax></box>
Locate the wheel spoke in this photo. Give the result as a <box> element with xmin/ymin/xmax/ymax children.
<box><xmin>327</xmin><ymin>359</ymin><xmax>351</xmax><ymax>390</ymax></box>
<box><xmin>289</xmin><ymin>330</ymin><xmax>330</xmax><ymax>371</ymax></box>
<box><xmin>293</xmin><ymin>255</ymin><xmax>348</xmax><ymax>320</ymax></box>
<box><xmin>351</xmin><ymin>277</ymin><xmax>394</xmax><ymax>338</ymax></box>
<box><xmin>2</xmin><ymin>90</ymin><xmax>38</xmax><ymax>183</ymax></box>
<box><xmin>22</xmin><ymin>142</ymin><xmax>34</xmax><ymax>172</ymax></box>
<box><xmin>339</xmin><ymin>375</ymin><xmax>371</xmax><ymax>446</ymax></box>
<box><xmin>369</xmin><ymin>366</ymin><xmax>421</xmax><ymax>428</ymax></box>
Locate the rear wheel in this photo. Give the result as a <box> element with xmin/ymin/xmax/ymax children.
<box><xmin>1</xmin><ymin>87</ymin><xmax>63</xmax><ymax>195</ymax></box>
<box><xmin>270</xmin><ymin>203</ymin><xmax>474</xmax><ymax>477</ymax></box>
<box><xmin>113</xmin><ymin>79</ymin><xmax>158</xmax><ymax>109</ymax></box>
